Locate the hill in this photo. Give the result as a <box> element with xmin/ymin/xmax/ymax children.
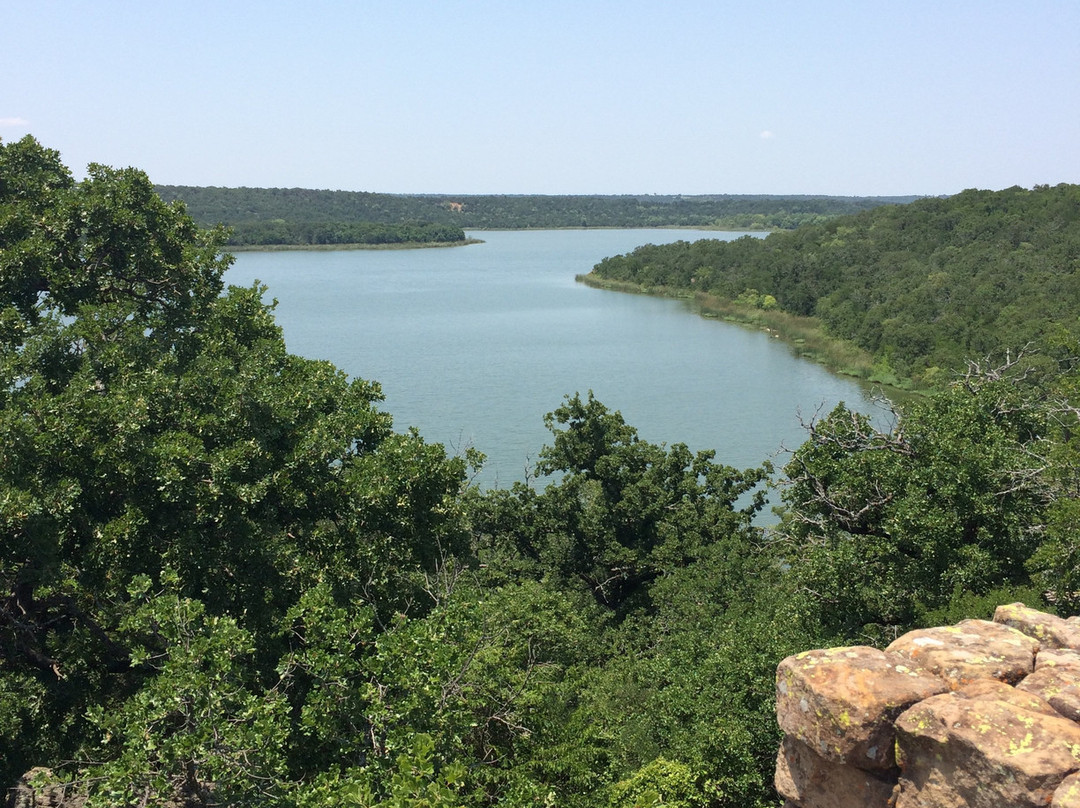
<box><xmin>583</xmin><ymin>184</ymin><xmax>1080</xmax><ymax>387</ymax></box>
<box><xmin>155</xmin><ymin>185</ymin><xmax>918</xmax><ymax>242</ymax></box>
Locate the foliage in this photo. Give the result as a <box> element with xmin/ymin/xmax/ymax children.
<box><xmin>156</xmin><ymin>185</ymin><xmax>914</xmax><ymax>234</ymax></box>
<box><xmin>0</xmin><ymin>135</ymin><xmax>470</xmax><ymax>793</ymax></box>
<box><xmin>477</xmin><ymin>393</ymin><xmax>770</xmax><ymax>612</ymax></box>
<box><xmin>9</xmin><ymin>136</ymin><xmax>1080</xmax><ymax>808</ymax></box>
<box><xmin>470</xmin><ymin>393</ymin><xmax>788</xmax><ymax>808</ymax></box>
<box><xmin>586</xmin><ymin>184</ymin><xmax>1080</xmax><ymax>386</ymax></box>
<box><xmin>85</xmin><ymin>573</ymin><xmax>290</xmax><ymax>806</ymax></box>
<box><xmin>292</xmin><ymin>734</ymin><xmax>468</xmax><ymax>808</ymax></box>
<box><xmin>774</xmin><ymin>351</ymin><xmax>1080</xmax><ymax>641</ymax></box>
<box><xmin>223</xmin><ymin>219</ymin><xmax>467</xmax><ymax>248</ymax></box>
<box><xmin>608</xmin><ymin>757</ymin><xmax>705</xmax><ymax>808</ymax></box>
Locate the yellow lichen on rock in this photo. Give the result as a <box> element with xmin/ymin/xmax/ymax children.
<box><xmin>776</xmin><ymin>605</ymin><xmax>1080</xmax><ymax>808</ymax></box>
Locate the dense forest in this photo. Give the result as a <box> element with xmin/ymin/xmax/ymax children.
<box><xmin>221</xmin><ymin>219</ymin><xmax>469</xmax><ymax>249</ymax></box>
<box><xmin>584</xmin><ymin>184</ymin><xmax>1080</xmax><ymax>388</ymax></box>
<box><xmin>155</xmin><ymin>185</ymin><xmax>917</xmax><ymax>246</ymax></box>
<box><xmin>3</xmin><ymin>137</ymin><xmax>1079</xmax><ymax>807</ymax></box>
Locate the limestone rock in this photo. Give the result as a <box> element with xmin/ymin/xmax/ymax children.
<box><xmin>775</xmin><ymin>646</ymin><xmax>947</xmax><ymax>771</ymax></box>
<box><xmin>1055</xmin><ymin>772</ymin><xmax>1080</xmax><ymax>808</ymax></box>
<box><xmin>894</xmin><ymin>691</ymin><xmax>1080</xmax><ymax>808</ymax></box>
<box><xmin>886</xmin><ymin>618</ymin><xmax>1038</xmax><ymax>687</ymax></box>
<box><xmin>1017</xmin><ymin>664</ymin><xmax>1080</xmax><ymax>722</ymax></box>
<box><xmin>995</xmin><ymin>602</ymin><xmax>1080</xmax><ymax>650</ymax></box>
<box><xmin>775</xmin><ymin>735</ymin><xmax>896</xmax><ymax>808</ymax></box>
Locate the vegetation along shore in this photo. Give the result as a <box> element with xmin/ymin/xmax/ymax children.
<box><xmin>581</xmin><ymin>183</ymin><xmax>1080</xmax><ymax>391</ymax></box>
<box><xmin>156</xmin><ymin>184</ymin><xmax>917</xmax><ymax>247</ymax></box>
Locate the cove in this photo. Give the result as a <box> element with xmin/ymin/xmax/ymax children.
<box><xmin>225</xmin><ymin>229</ymin><xmax>882</xmax><ymax>487</ymax></box>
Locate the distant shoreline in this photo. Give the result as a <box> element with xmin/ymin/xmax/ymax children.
<box><xmin>460</xmin><ymin>225</ymin><xmax>772</xmax><ymax>232</ymax></box>
<box><xmin>227</xmin><ymin>238</ymin><xmax>485</xmax><ymax>252</ymax></box>
<box><xmin>223</xmin><ymin>227</ymin><xmax>765</xmax><ymax>251</ymax></box>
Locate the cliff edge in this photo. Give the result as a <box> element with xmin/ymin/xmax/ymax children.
<box><xmin>774</xmin><ymin>603</ymin><xmax>1080</xmax><ymax>808</ymax></box>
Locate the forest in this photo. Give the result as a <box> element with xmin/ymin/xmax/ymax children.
<box><xmin>155</xmin><ymin>185</ymin><xmax>918</xmax><ymax>246</ymax></box>
<box><xmin>2</xmin><ymin>136</ymin><xmax>1079</xmax><ymax>807</ymax></box>
<box><xmin>584</xmin><ymin>184</ymin><xmax>1080</xmax><ymax>389</ymax></box>
<box><xmin>221</xmin><ymin>219</ymin><xmax>470</xmax><ymax>249</ymax></box>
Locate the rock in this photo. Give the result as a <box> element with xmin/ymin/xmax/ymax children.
<box><xmin>886</xmin><ymin>618</ymin><xmax>1038</xmax><ymax>687</ymax></box>
<box><xmin>995</xmin><ymin>602</ymin><xmax>1080</xmax><ymax>649</ymax></box>
<box><xmin>775</xmin><ymin>735</ymin><xmax>897</xmax><ymax>808</ymax></box>
<box><xmin>775</xmin><ymin>606</ymin><xmax>1080</xmax><ymax>806</ymax></box>
<box><xmin>1017</xmin><ymin>664</ymin><xmax>1080</xmax><ymax>722</ymax></box>
<box><xmin>955</xmin><ymin>678</ymin><xmax>1062</xmax><ymax>716</ymax></box>
<box><xmin>894</xmin><ymin>691</ymin><xmax>1080</xmax><ymax>808</ymax></box>
<box><xmin>1055</xmin><ymin>772</ymin><xmax>1080</xmax><ymax>808</ymax></box>
<box><xmin>775</xmin><ymin>646</ymin><xmax>947</xmax><ymax>771</ymax></box>
<box><xmin>1038</xmin><ymin>648</ymin><xmax>1080</xmax><ymax>671</ymax></box>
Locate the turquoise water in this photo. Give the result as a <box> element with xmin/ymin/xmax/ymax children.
<box><xmin>226</xmin><ymin>229</ymin><xmax>881</xmax><ymax>487</ymax></box>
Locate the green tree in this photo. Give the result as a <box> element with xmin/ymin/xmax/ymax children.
<box><xmin>0</xmin><ymin>136</ymin><xmax>471</xmax><ymax>788</ymax></box>
<box><xmin>3</xmin><ymin>136</ymin><xmax>979</xmax><ymax>808</ymax></box>
<box><xmin>470</xmin><ymin>394</ymin><xmax>786</xmax><ymax>808</ymax></box>
<box><xmin>776</xmin><ymin>364</ymin><xmax>1052</xmax><ymax>641</ymax></box>
<box><xmin>85</xmin><ymin>573</ymin><xmax>290</xmax><ymax>806</ymax></box>
<box><xmin>481</xmin><ymin>392</ymin><xmax>770</xmax><ymax>611</ymax></box>
<box><xmin>585</xmin><ymin>184</ymin><xmax>1080</xmax><ymax>387</ymax></box>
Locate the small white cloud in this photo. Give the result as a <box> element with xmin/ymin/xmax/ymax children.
<box><xmin>759</xmin><ymin>130</ymin><xmax>774</xmax><ymax>140</ymax></box>
<box><xmin>0</xmin><ymin>117</ymin><xmax>30</xmax><ymax>127</ymax></box>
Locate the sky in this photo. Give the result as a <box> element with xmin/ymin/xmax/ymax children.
<box><xmin>3</xmin><ymin>1</ymin><xmax>1078</xmax><ymax>196</ymax></box>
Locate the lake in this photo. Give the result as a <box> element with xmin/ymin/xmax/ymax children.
<box><xmin>225</xmin><ymin>229</ymin><xmax>881</xmax><ymax>488</ymax></box>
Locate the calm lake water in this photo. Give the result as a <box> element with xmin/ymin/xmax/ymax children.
<box><xmin>226</xmin><ymin>230</ymin><xmax>880</xmax><ymax>488</ymax></box>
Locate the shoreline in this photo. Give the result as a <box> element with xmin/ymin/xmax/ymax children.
<box><xmin>226</xmin><ymin>237</ymin><xmax>484</xmax><ymax>252</ymax></box>
<box><xmin>223</xmin><ymin>227</ymin><xmax>768</xmax><ymax>251</ymax></box>
<box><xmin>459</xmin><ymin>225</ymin><xmax>772</xmax><ymax>232</ymax></box>
<box><xmin>576</xmin><ymin>273</ymin><xmax>922</xmax><ymax>398</ymax></box>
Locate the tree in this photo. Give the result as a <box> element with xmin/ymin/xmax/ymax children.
<box><xmin>0</xmin><ymin>136</ymin><xmax>471</xmax><ymax>788</ymax></box>
<box><xmin>468</xmin><ymin>394</ymin><xmax>793</xmax><ymax>808</ymax></box>
<box><xmin>478</xmin><ymin>392</ymin><xmax>770</xmax><ymax>611</ymax></box>
<box><xmin>776</xmin><ymin>359</ymin><xmax>1054</xmax><ymax>641</ymax></box>
<box><xmin>584</xmin><ymin>184</ymin><xmax>1080</xmax><ymax>388</ymax></box>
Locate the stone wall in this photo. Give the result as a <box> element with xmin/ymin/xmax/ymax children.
<box><xmin>774</xmin><ymin>603</ymin><xmax>1080</xmax><ymax>808</ymax></box>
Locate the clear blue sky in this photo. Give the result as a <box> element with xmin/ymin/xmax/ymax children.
<box><xmin>3</xmin><ymin>1</ymin><xmax>1078</xmax><ymax>195</ymax></box>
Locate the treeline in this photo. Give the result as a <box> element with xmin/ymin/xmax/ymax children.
<box><xmin>4</xmin><ymin>137</ymin><xmax>1077</xmax><ymax>808</ymax></box>
<box><xmin>226</xmin><ymin>219</ymin><xmax>468</xmax><ymax>247</ymax></box>
<box><xmin>156</xmin><ymin>184</ymin><xmax>917</xmax><ymax>233</ymax></box>
<box><xmin>585</xmin><ymin>184</ymin><xmax>1080</xmax><ymax>387</ymax></box>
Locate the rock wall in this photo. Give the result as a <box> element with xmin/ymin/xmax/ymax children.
<box><xmin>774</xmin><ymin>603</ymin><xmax>1080</xmax><ymax>808</ymax></box>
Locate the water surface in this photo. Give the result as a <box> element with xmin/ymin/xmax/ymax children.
<box><xmin>226</xmin><ymin>230</ymin><xmax>879</xmax><ymax>487</ymax></box>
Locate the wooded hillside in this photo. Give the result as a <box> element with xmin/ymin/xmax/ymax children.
<box><xmin>156</xmin><ymin>185</ymin><xmax>917</xmax><ymax>236</ymax></box>
<box><xmin>586</xmin><ymin>184</ymin><xmax>1080</xmax><ymax>386</ymax></box>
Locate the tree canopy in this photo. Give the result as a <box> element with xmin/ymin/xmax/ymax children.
<box><xmin>156</xmin><ymin>185</ymin><xmax>916</xmax><ymax>237</ymax></box>
<box><xmin>0</xmin><ymin>136</ymin><xmax>473</xmax><ymax>799</ymax></box>
<box><xmin>3</xmin><ymin>136</ymin><xmax>1079</xmax><ymax>807</ymax></box>
<box><xmin>584</xmin><ymin>184</ymin><xmax>1080</xmax><ymax>387</ymax></box>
